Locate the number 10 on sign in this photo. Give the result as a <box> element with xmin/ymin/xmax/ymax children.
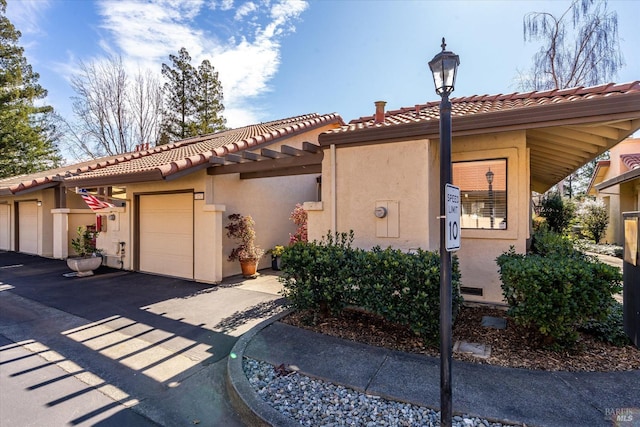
<box><xmin>445</xmin><ymin>184</ymin><xmax>461</xmax><ymax>251</ymax></box>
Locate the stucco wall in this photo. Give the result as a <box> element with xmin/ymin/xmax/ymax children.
<box><xmin>307</xmin><ymin>130</ymin><xmax>529</xmax><ymax>304</ymax></box>
<box><xmin>214</xmin><ymin>173</ymin><xmax>318</xmax><ymax>278</ymax></box>
<box><xmin>596</xmin><ymin>138</ymin><xmax>640</xmax><ymax>244</ymax></box>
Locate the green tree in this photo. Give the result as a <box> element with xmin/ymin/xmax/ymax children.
<box><xmin>161</xmin><ymin>47</ymin><xmax>197</xmax><ymax>141</ymax></box>
<box><xmin>539</xmin><ymin>192</ymin><xmax>575</xmax><ymax>234</ymax></box>
<box><xmin>578</xmin><ymin>198</ymin><xmax>609</xmax><ymax>243</ymax></box>
<box><xmin>161</xmin><ymin>48</ymin><xmax>226</xmax><ymax>142</ymax></box>
<box><xmin>0</xmin><ymin>0</ymin><xmax>60</xmax><ymax>178</ymax></box>
<box><xmin>193</xmin><ymin>59</ymin><xmax>226</xmax><ymax>134</ymax></box>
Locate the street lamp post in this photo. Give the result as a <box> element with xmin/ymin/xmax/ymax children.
<box><xmin>486</xmin><ymin>168</ymin><xmax>494</xmax><ymax>229</ymax></box>
<box><xmin>428</xmin><ymin>37</ymin><xmax>459</xmax><ymax>427</ymax></box>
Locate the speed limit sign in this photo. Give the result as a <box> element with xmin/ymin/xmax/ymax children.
<box><xmin>445</xmin><ymin>184</ymin><xmax>461</xmax><ymax>251</ymax></box>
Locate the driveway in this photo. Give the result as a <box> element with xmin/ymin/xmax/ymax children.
<box><xmin>0</xmin><ymin>252</ymin><xmax>285</xmax><ymax>426</ymax></box>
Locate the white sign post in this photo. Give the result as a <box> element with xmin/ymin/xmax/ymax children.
<box><xmin>445</xmin><ymin>184</ymin><xmax>461</xmax><ymax>252</ymax></box>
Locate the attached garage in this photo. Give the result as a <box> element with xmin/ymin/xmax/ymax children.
<box><xmin>17</xmin><ymin>201</ymin><xmax>38</xmax><ymax>255</ymax></box>
<box><xmin>0</xmin><ymin>204</ymin><xmax>9</xmax><ymax>250</ymax></box>
<box><xmin>138</xmin><ymin>192</ymin><xmax>194</xmax><ymax>279</ymax></box>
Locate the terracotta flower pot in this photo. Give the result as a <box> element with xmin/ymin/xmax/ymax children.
<box><xmin>239</xmin><ymin>258</ymin><xmax>259</xmax><ymax>277</ymax></box>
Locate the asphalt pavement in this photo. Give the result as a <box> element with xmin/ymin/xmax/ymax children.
<box><xmin>0</xmin><ymin>251</ymin><xmax>285</xmax><ymax>427</ymax></box>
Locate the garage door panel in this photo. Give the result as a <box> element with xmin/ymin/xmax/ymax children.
<box><xmin>0</xmin><ymin>205</ymin><xmax>9</xmax><ymax>251</ymax></box>
<box><xmin>18</xmin><ymin>202</ymin><xmax>38</xmax><ymax>255</ymax></box>
<box><xmin>139</xmin><ymin>193</ymin><xmax>193</xmax><ymax>279</ymax></box>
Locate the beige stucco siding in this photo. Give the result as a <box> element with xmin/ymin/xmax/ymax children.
<box><xmin>214</xmin><ymin>172</ymin><xmax>318</xmax><ymax>278</ymax></box>
<box><xmin>309</xmin><ymin>139</ymin><xmax>433</xmax><ymax>251</ymax></box>
<box><xmin>307</xmin><ymin>130</ymin><xmax>529</xmax><ymax>304</ymax></box>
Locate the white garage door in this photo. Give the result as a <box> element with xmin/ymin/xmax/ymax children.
<box><xmin>0</xmin><ymin>204</ymin><xmax>9</xmax><ymax>251</ymax></box>
<box><xmin>18</xmin><ymin>201</ymin><xmax>38</xmax><ymax>254</ymax></box>
<box><xmin>139</xmin><ymin>193</ymin><xmax>193</xmax><ymax>279</ymax></box>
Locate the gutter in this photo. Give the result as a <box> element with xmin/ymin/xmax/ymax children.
<box><xmin>594</xmin><ymin>167</ymin><xmax>640</xmax><ymax>191</ymax></box>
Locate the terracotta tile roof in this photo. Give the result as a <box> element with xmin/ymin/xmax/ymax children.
<box><xmin>621</xmin><ymin>153</ymin><xmax>640</xmax><ymax>170</ymax></box>
<box><xmin>328</xmin><ymin>82</ymin><xmax>640</xmax><ymax>134</ymax></box>
<box><xmin>0</xmin><ymin>113</ymin><xmax>343</xmax><ymax>194</ymax></box>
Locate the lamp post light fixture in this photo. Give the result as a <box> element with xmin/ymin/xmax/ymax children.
<box><xmin>428</xmin><ymin>37</ymin><xmax>459</xmax><ymax>427</ymax></box>
<box><xmin>486</xmin><ymin>168</ymin><xmax>494</xmax><ymax>229</ymax></box>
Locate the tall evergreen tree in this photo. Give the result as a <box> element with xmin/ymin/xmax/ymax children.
<box><xmin>161</xmin><ymin>48</ymin><xmax>226</xmax><ymax>142</ymax></box>
<box><xmin>0</xmin><ymin>0</ymin><xmax>60</xmax><ymax>178</ymax></box>
<box><xmin>161</xmin><ymin>47</ymin><xmax>197</xmax><ymax>141</ymax></box>
<box><xmin>193</xmin><ymin>59</ymin><xmax>226</xmax><ymax>134</ymax></box>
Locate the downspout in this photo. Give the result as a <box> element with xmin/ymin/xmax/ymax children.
<box><xmin>331</xmin><ymin>143</ymin><xmax>337</xmax><ymax>234</ymax></box>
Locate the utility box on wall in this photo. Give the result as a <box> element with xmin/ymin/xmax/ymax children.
<box><xmin>375</xmin><ymin>200</ymin><xmax>399</xmax><ymax>238</ymax></box>
<box><xmin>623</xmin><ymin>211</ymin><xmax>639</xmax><ymax>348</ymax></box>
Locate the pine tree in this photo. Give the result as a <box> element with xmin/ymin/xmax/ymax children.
<box><xmin>0</xmin><ymin>0</ymin><xmax>60</xmax><ymax>178</ymax></box>
<box><xmin>161</xmin><ymin>48</ymin><xmax>226</xmax><ymax>142</ymax></box>
<box><xmin>161</xmin><ymin>47</ymin><xmax>197</xmax><ymax>141</ymax></box>
<box><xmin>194</xmin><ymin>59</ymin><xmax>226</xmax><ymax>134</ymax></box>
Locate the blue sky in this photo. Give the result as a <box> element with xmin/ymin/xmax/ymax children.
<box><xmin>7</xmin><ymin>0</ymin><xmax>640</xmax><ymax>130</ymax></box>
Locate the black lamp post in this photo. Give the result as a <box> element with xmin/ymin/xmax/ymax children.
<box><xmin>428</xmin><ymin>37</ymin><xmax>459</xmax><ymax>427</ymax></box>
<box><xmin>486</xmin><ymin>168</ymin><xmax>494</xmax><ymax>229</ymax></box>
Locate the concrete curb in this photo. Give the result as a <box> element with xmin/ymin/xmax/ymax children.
<box><xmin>225</xmin><ymin>309</ymin><xmax>298</xmax><ymax>427</ymax></box>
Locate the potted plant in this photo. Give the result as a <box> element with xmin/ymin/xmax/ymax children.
<box><xmin>66</xmin><ymin>226</ymin><xmax>102</xmax><ymax>277</ymax></box>
<box><xmin>268</xmin><ymin>245</ymin><xmax>285</xmax><ymax>270</ymax></box>
<box><xmin>225</xmin><ymin>213</ymin><xmax>264</xmax><ymax>277</ymax></box>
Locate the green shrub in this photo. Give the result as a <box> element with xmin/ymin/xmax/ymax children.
<box><xmin>577</xmin><ymin>199</ymin><xmax>609</xmax><ymax>243</ymax></box>
<box><xmin>539</xmin><ymin>192</ymin><xmax>575</xmax><ymax>234</ymax></box>
<box><xmin>530</xmin><ymin>228</ymin><xmax>575</xmax><ymax>257</ymax></box>
<box><xmin>580</xmin><ymin>301</ymin><xmax>630</xmax><ymax>346</ymax></box>
<box><xmin>497</xmin><ymin>240</ymin><xmax>621</xmax><ymax>349</ymax></box>
<box><xmin>280</xmin><ymin>232</ymin><xmax>463</xmax><ymax>345</ymax></box>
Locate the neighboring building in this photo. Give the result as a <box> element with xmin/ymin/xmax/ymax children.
<box><xmin>0</xmin><ymin>113</ymin><xmax>344</xmax><ymax>282</ymax></box>
<box><xmin>588</xmin><ymin>137</ymin><xmax>640</xmax><ymax>244</ymax></box>
<box><xmin>308</xmin><ymin>82</ymin><xmax>640</xmax><ymax>303</ymax></box>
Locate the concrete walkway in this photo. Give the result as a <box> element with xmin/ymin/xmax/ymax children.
<box><xmin>228</xmin><ymin>315</ymin><xmax>640</xmax><ymax>427</ymax></box>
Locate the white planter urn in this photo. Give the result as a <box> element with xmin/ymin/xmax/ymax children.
<box><xmin>66</xmin><ymin>256</ymin><xmax>102</xmax><ymax>277</ymax></box>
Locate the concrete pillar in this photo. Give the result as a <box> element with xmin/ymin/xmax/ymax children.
<box><xmin>195</xmin><ymin>204</ymin><xmax>226</xmax><ymax>283</ymax></box>
<box><xmin>52</xmin><ymin>208</ymin><xmax>71</xmax><ymax>259</ymax></box>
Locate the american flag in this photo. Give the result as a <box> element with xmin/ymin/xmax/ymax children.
<box><xmin>78</xmin><ymin>189</ymin><xmax>114</xmax><ymax>211</ymax></box>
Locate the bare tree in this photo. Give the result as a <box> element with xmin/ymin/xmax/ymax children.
<box><xmin>130</xmin><ymin>68</ymin><xmax>163</xmax><ymax>148</ymax></box>
<box><xmin>66</xmin><ymin>56</ymin><xmax>163</xmax><ymax>159</ymax></box>
<box><xmin>518</xmin><ymin>0</ymin><xmax>624</xmax><ymax>198</ymax></box>
<box><xmin>518</xmin><ymin>0</ymin><xmax>624</xmax><ymax>91</ymax></box>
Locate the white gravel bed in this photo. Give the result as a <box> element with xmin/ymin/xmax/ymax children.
<box><xmin>243</xmin><ymin>357</ymin><xmax>519</xmax><ymax>427</ymax></box>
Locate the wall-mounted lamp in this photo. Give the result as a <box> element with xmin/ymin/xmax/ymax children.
<box><xmin>194</xmin><ymin>192</ymin><xmax>204</xmax><ymax>200</ymax></box>
<box><xmin>37</xmin><ymin>201</ymin><xmax>42</xmax><ymax>207</ymax></box>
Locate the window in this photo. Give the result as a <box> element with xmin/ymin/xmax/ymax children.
<box><xmin>453</xmin><ymin>159</ymin><xmax>507</xmax><ymax>230</ymax></box>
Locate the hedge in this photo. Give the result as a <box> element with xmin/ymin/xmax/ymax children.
<box><xmin>279</xmin><ymin>232</ymin><xmax>463</xmax><ymax>345</ymax></box>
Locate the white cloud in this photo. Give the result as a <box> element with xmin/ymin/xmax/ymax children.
<box><xmin>5</xmin><ymin>0</ymin><xmax>51</xmax><ymax>36</ymax></box>
<box><xmin>93</xmin><ymin>0</ymin><xmax>308</xmax><ymax>128</ymax></box>
<box><xmin>234</xmin><ymin>2</ymin><xmax>257</xmax><ymax>21</ymax></box>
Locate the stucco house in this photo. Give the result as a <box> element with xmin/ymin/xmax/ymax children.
<box><xmin>0</xmin><ymin>113</ymin><xmax>344</xmax><ymax>282</ymax></box>
<box><xmin>587</xmin><ymin>137</ymin><xmax>640</xmax><ymax>245</ymax></box>
<box><xmin>306</xmin><ymin>82</ymin><xmax>640</xmax><ymax>303</ymax></box>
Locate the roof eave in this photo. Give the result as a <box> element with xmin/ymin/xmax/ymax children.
<box><xmin>63</xmin><ymin>169</ymin><xmax>165</xmax><ymax>188</ymax></box>
<box><xmin>594</xmin><ymin>167</ymin><xmax>640</xmax><ymax>191</ymax></box>
<box><xmin>319</xmin><ymin>92</ymin><xmax>640</xmax><ymax>146</ymax></box>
